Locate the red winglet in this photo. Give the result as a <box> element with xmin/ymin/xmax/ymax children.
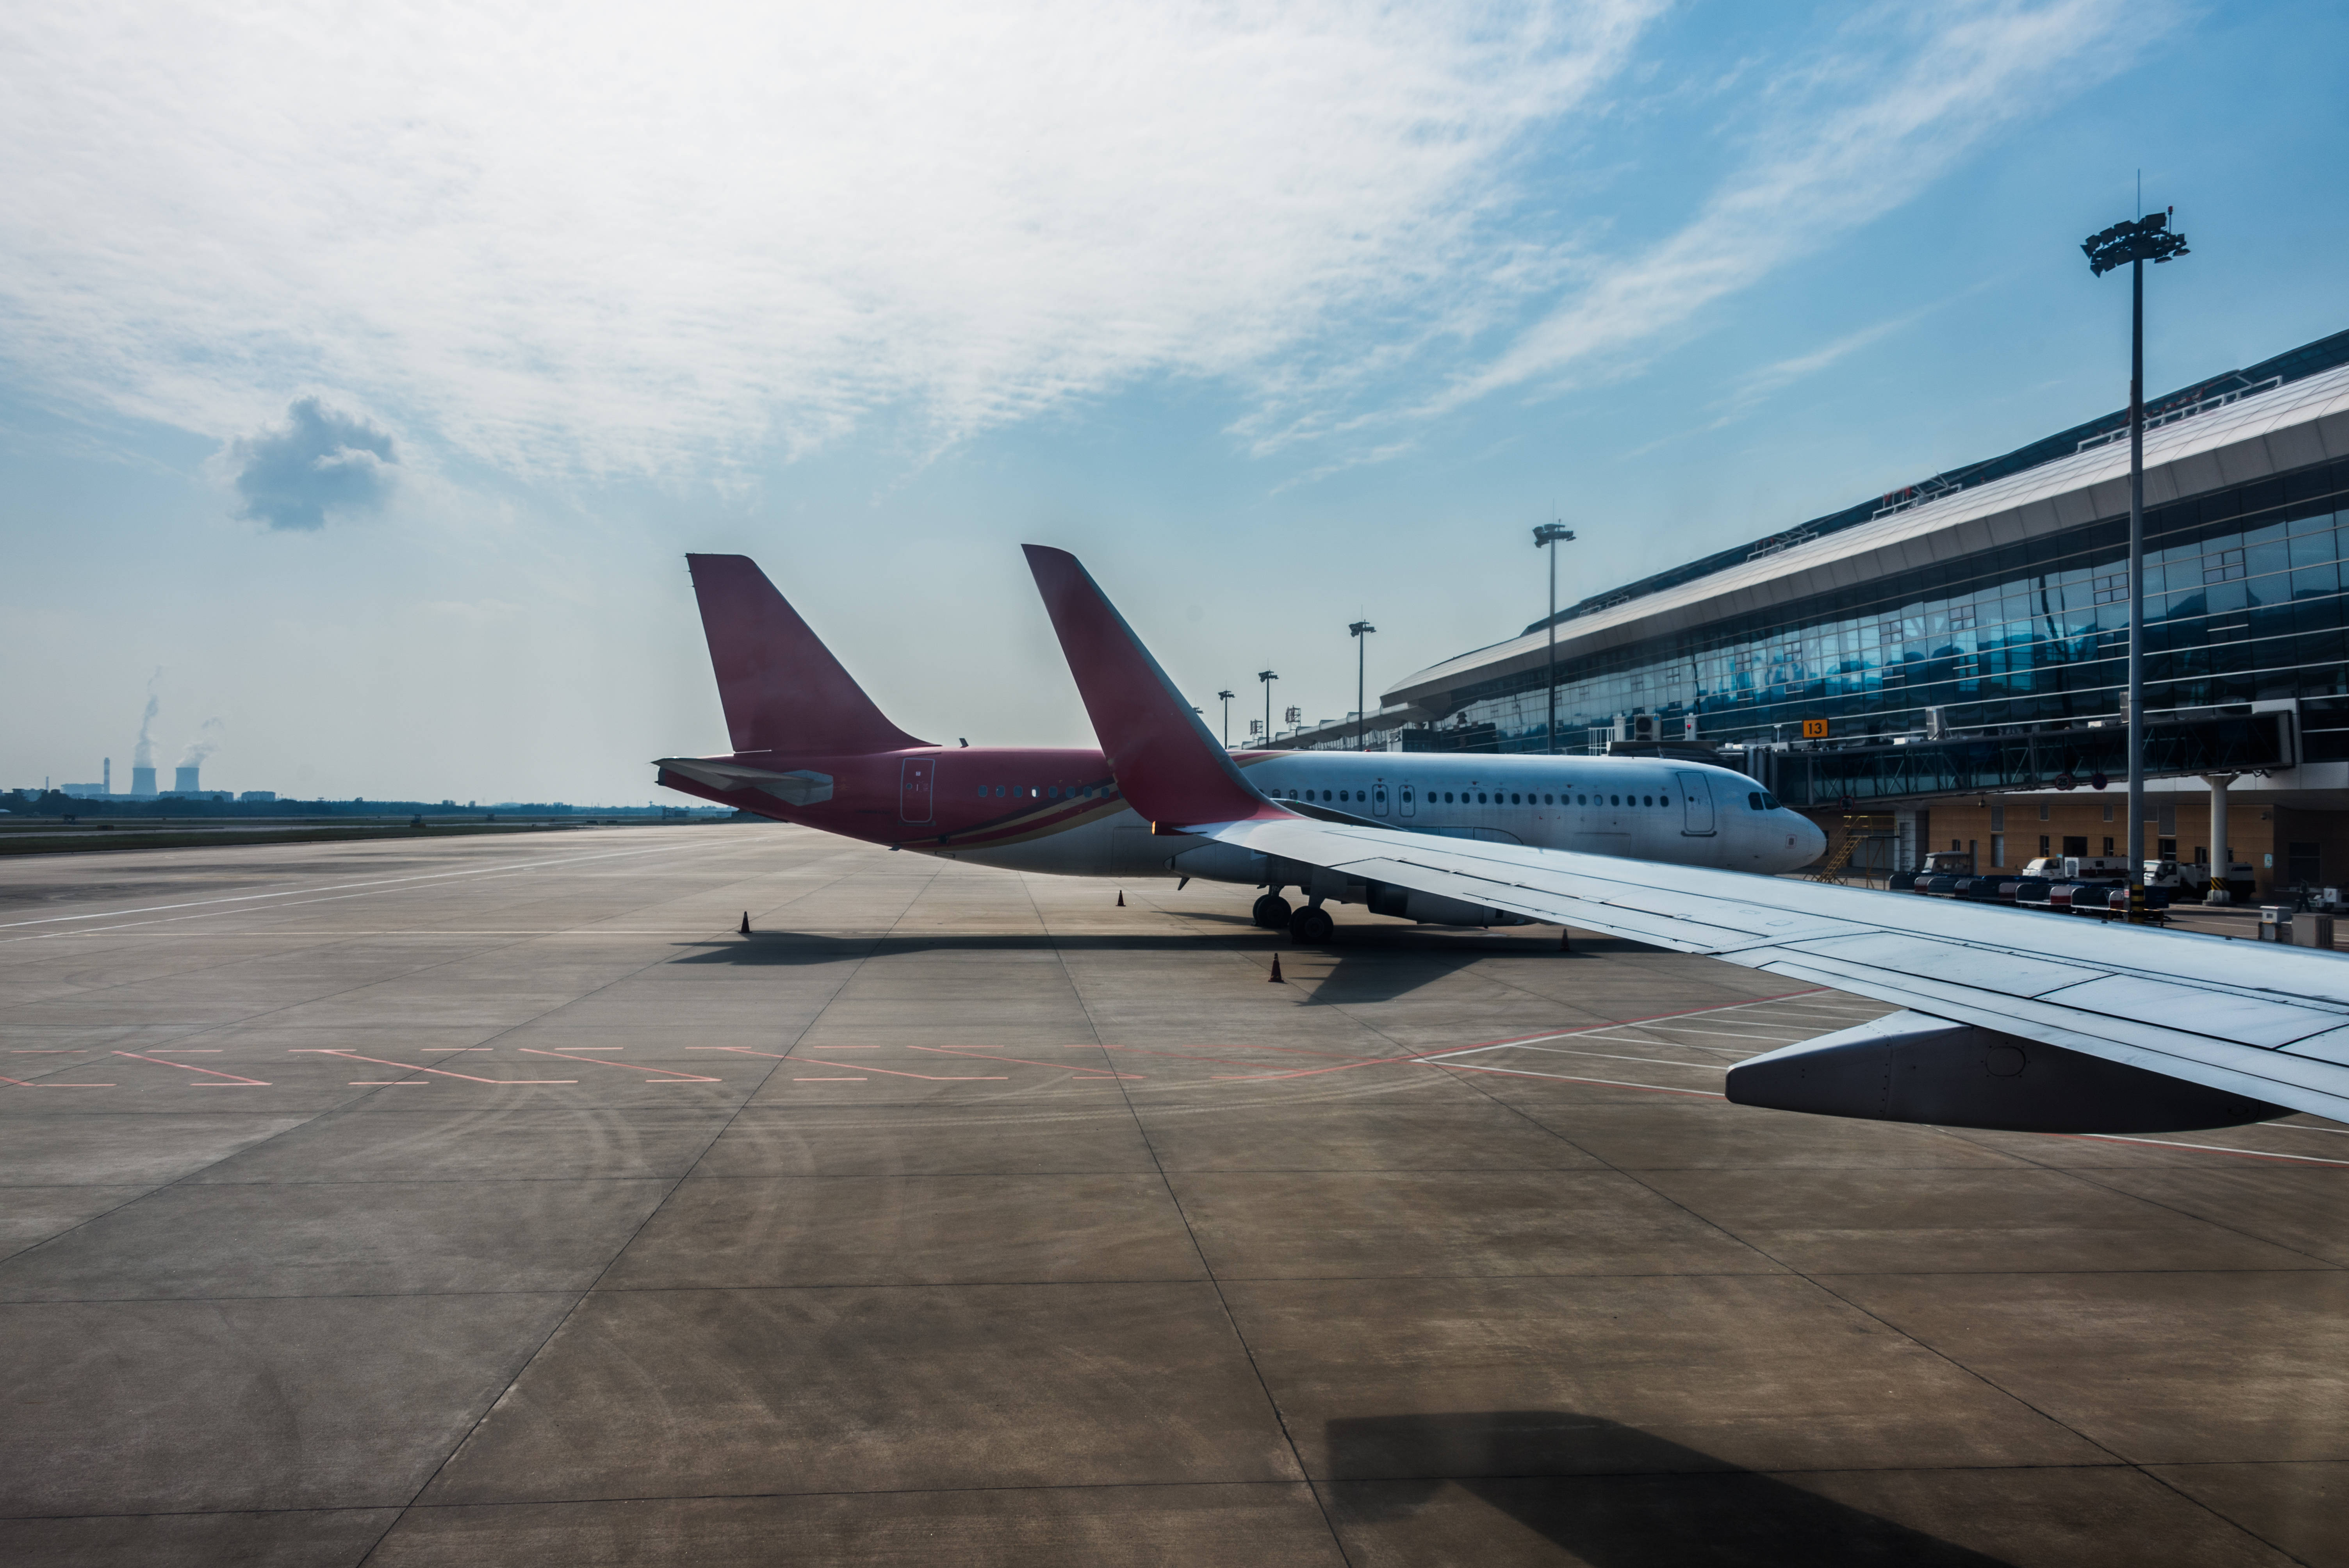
<box><xmin>1024</xmin><ymin>545</ymin><xmax>1289</xmax><ymax>829</ymax></box>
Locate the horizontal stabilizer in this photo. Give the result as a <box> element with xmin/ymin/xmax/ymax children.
<box><xmin>1725</xmin><ymin>1010</ymin><xmax>2285</xmax><ymax>1133</ymax></box>
<box><xmin>655</xmin><ymin>756</ymin><xmax>833</xmax><ymax>806</ymax></box>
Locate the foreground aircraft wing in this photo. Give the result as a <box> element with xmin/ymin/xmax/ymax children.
<box><xmin>1023</xmin><ymin>543</ymin><xmax>2349</xmax><ymax>1133</ymax></box>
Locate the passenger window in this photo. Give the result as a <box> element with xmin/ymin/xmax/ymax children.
<box><xmin>1444</xmin><ymin>792</ymin><xmax>1455</xmax><ymax>803</ymax></box>
<box><xmin>1046</xmin><ymin>787</ymin><xmax>1058</xmax><ymax>799</ymax></box>
<box><xmin>1610</xmin><ymin>794</ymin><xmax>1620</xmax><ymax>806</ymax></box>
<box><xmin>1510</xmin><ymin>793</ymin><xmax>1520</xmax><ymax>805</ymax></box>
<box><xmin>978</xmin><ymin>787</ymin><xmax>989</xmax><ymax>797</ymax></box>
<box><xmin>1577</xmin><ymin>794</ymin><xmax>1586</xmax><ymax>805</ymax></box>
<box><xmin>1376</xmin><ymin>788</ymin><xmax>1387</xmax><ymax>803</ymax></box>
<box><xmin>1401</xmin><ymin>788</ymin><xmax>1413</xmax><ymax>802</ymax></box>
<box><xmin>995</xmin><ymin>786</ymin><xmax>1006</xmax><ymax>798</ymax></box>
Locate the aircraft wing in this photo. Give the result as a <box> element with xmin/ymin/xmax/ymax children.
<box><xmin>1207</xmin><ymin>814</ymin><xmax>2349</xmax><ymax>1126</ymax></box>
<box><xmin>1021</xmin><ymin>542</ymin><xmax>2349</xmax><ymax>1134</ymax></box>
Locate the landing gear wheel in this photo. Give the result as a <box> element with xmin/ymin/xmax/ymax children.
<box><xmin>1252</xmin><ymin>894</ymin><xmax>1292</xmax><ymax>929</ymax></box>
<box><xmin>1290</xmin><ymin>905</ymin><xmax>1335</xmax><ymax>944</ymax></box>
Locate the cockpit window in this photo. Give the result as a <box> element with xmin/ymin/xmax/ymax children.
<box><xmin>1748</xmin><ymin>791</ymin><xmax>1763</xmax><ymax>810</ymax></box>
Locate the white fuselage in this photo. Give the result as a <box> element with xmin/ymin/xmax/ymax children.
<box><xmin>929</xmin><ymin>752</ymin><xmax>1824</xmax><ymax>885</ymax></box>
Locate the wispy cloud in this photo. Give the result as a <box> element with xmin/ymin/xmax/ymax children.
<box><xmin>0</xmin><ymin>2</ymin><xmax>1659</xmax><ymax>478</ymax></box>
<box><xmin>1308</xmin><ymin>0</ymin><xmax>2166</xmax><ymax>469</ymax></box>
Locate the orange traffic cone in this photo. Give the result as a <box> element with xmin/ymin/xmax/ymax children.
<box><xmin>739</xmin><ymin>912</ymin><xmax>750</xmax><ymax>935</ymax></box>
<box><xmin>1116</xmin><ymin>890</ymin><xmax>1125</xmax><ymax>907</ymax></box>
<box><xmin>1269</xmin><ymin>953</ymin><xmax>1285</xmax><ymax>983</ymax></box>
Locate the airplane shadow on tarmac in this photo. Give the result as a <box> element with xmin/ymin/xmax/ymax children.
<box><xmin>668</xmin><ymin>926</ymin><xmax>1604</xmax><ymax>1007</ymax></box>
<box><xmin>1322</xmin><ymin>1413</ymin><xmax>2013</xmax><ymax>1567</ymax></box>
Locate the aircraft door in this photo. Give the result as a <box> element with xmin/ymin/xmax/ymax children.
<box><xmin>1674</xmin><ymin>771</ymin><xmax>1715</xmax><ymax>836</ymax></box>
<box><xmin>900</xmin><ymin>757</ymin><xmax>935</xmax><ymax>823</ymax></box>
<box><xmin>1373</xmin><ymin>782</ymin><xmax>1390</xmax><ymax>817</ymax></box>
<box><xmin>1399</xmin><ymin>782</ymin><xmax>1417</xmax><ymax>818</ymax></box>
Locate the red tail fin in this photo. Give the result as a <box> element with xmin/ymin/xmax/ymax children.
<box><xmin>1023</xmin><ymin>545</ymin><xmax>1283</xmax><ymax>828</ymax></box>
<box><xmin>685</xmin><ymin>554</ymin><xmax>929</xmax><ymax>757</ymax></box>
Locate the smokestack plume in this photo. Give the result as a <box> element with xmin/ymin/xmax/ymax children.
<box><xmin>132</xmin><ymin>671</ymin><xmax>161</xmax><ymax>770</ymax></box>
<box><xmin>179</xmin><ymin>717</ymin><xmax>225</xmax><ymax>769</ymax></box>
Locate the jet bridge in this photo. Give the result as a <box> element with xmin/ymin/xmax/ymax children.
<box><xmin>1743</xmin><ymin>706</ymin><xmax>2294</xmax><ymax>809</ymax></box>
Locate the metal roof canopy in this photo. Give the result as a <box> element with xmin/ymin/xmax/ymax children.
<box><xmin>1389</xmin><ymin>330</ymin><xmax>2349</xmax><ymax>713</ymax></box>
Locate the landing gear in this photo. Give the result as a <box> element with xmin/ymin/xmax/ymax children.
<box><xmin>1252</xmin><ymin>893</ymin><xmax>1292</xmax><ymax>929</ymax></box>
<box><xmin>1289</xmin><ymin>905</ymin><xmax>1335</xmax><ymax>944</ymax></box>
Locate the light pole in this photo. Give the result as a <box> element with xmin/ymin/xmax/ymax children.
<box><xmin>2083</xmin><ymin>203</ymin><xmax>2189</xmax><ymax>921</ymax></box>
<box><xmin>1258</xmin><ymin>670</ymin><xmax>1278</xmax><ymax>749</ymax></box>
<box><xmin>1533</xmin><ymin>522</ymin><xmax>1576</xmax><ymax>753</ymax></box>
<box><xmin>1348</xmin><ymin>621</ymin><xmax>1376</xmax><ymax>751</ymax></box>
<box><xmin>1216</xmin><ymin>690</ymin><xmax>1236</xmax><ymax>748</ymax></box>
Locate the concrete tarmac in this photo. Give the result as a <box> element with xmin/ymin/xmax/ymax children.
<box><xmin>0</xmin><ymin>823</ymin><xmax>2344</xmax><ymax>1566</ymax></box>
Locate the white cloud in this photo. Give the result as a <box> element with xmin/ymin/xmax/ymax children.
<box><xmin>0</xmin><ymin>2</ymin><xmax>1657</xmax><ymax>476</ymax></box>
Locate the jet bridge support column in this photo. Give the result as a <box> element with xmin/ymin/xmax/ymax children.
<box><xmin>2203</xmin><ymin>773</ymin><xmax>2235</xmax><ymax>904</ymax></box>
<box><xmin>1894</xmin><ymin>809</ymin><xmax>1929</xmax><ymax>880</ymax></box>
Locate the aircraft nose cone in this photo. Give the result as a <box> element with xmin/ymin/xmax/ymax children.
<box><xmin>1801</xmin><ymin>816</ymin><xmax>1829</xmax><ymax>864</ymax></box>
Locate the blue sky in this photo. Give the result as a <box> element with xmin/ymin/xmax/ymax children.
<box><xmin>5</xmin><ymin>1</ymin><xmax>2345</xmax><ymax>803</ymax></box>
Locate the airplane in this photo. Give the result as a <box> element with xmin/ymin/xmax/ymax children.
<box><xmin>652</xmin><ymin>553</ymin><xmax>1825</xmax><ymax>942</ymax></box>
<box><xmin>1021</xmin><ymin>541</ymin><xmax>2349</xmax><ymax>1136</ymax></box>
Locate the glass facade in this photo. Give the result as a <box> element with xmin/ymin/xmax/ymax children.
<box><xmin>1440</xmin><ymin>454</ymin><xmax>2349</xmax><ymax>763</ymax></box>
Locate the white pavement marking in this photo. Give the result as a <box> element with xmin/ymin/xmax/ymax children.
<box><xmin>0</xmin><ymin>841</ymin><xmax>695</xmax><ymax>932</ymax></box>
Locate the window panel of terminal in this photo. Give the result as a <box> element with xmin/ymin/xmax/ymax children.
<box><xmin>1436</xmin><ymin>453</ymin><xmax>2349</xmax><ymax>756</ymax></box>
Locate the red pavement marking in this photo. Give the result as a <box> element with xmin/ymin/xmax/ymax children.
<box><xmin>905</xmin><ymin>1044</ymin><xmax>1136</xmax><ymax>1079</ymax></box>
<box><xmin>310</xmin><ymin>1049</ymin><xmax>577</xmax><ymax>1084</ymax></box>
<box><xmin>114</xmin><ymin>1051</ymin><xmax>270</xmax><ymax>1085</ymax></box>
<box><xmin>1104</xmin><ymin>1041</ymin><xmax>1358</xmax><ymax>1062</ymax></box>
<box><xmin>0</xmin><ymin>1074</ymin><xmax>116</xmax><ymax>1087</ymax></box>
<box><xmin>1093</xmin><ymin>1042</ymin><xmax>1331</xmax><ymax>1071</ymax></box>
<box><xmin>1430</xmin><ymin>1062</ymin><xmax>1725</xmax><ymax>1098</ymax></box>
<box><xmin>519</xmin><ymin>1048</ymin><xmax>720</xmax><ymax>1082</ymax></box>
<box><xmin>703</xmin><ymin>1047</ymin><xmax>1005</xmax><ymax>1082</ymax></box>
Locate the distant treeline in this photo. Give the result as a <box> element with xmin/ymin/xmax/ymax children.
<box><xmin>0</xmin><ymin>791</ymin><xmax>729</xmax><ymax>821</ymax></box>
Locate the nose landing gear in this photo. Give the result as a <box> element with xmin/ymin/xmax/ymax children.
<box><xmin>1251</xmin><ymin>893</ymin><xmax>1292</xmax><ymax>929</ymax></box>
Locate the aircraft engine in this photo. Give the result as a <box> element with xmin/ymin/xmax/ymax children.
<box><xmin>1165</xmin><ymin>842</ymin><xmax>1266</xmax><ymax>884</ymax></box>
<box><xmin>1726</xmin><ymin>1009</ymin><xmax>2284</xmax><ymax>1133</ymax></box>
<box><xmin>1364</xmin><ymin>882</ymin><xmax>1527</xmax><ymax>928</ymax></box>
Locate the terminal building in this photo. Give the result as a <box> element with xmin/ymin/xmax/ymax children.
<box><xmin>1301</xmin><ymin>327</ymin><xmax>2349</xmax><ymax>898</ymax></box>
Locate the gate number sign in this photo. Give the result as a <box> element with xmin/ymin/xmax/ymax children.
<box><xmin>1800</xmin><ymin>719</ymin><xmax>1829</xmax><ymax>739</ymax></box>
